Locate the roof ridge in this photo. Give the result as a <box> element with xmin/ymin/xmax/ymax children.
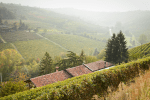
<box><xmin>31</xmin><ymin>70</ymin><xmax>63</xmax><ymax>79</ymax></box>
<box><xmin>83</xmin><ymin>63</ymin><xmax>94</xmax><ymax>72</ymax></box>
<box><xmin>64</xmin><ymin>69</ymin><xmax>74</xmax><ymax>77</ymax></box>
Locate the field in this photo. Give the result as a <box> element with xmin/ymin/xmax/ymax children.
<box><xmin>13</xmin><ymin>39</ymin><xmax>67</xmax><ymax>60</ymax></box>
<box><xmin>0</xmin><ymin>31</ymin><xmax>42</xmax><ymax>42</ymax></box>
<box><xmin>42</xmin><ymin>33</ymin><xmax>106</xmax><ymax>55</ymax></box>
<box><xmin>0</xmin><ymin>30</ymin><xmax>106</xmax><ymax>60</ymax></box>
<box><xmin>0</xmin><ymin>39</ymin><xmax>3</xmax><ymax>43</ymax></box>
<box><xmin>0</xmin><ymin>43</ymin><xmax>14</xmax><ymax>52</ymax></box>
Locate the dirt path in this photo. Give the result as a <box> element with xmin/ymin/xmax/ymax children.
<box><xmin>0</xmin><ymin>35</ymin><xmax>7</xmax><ymax>43</ymax></box>
<box><xmin>36</xmin><ymin>33</ymin><xmax>69</xmax><ymax>51</ymax></box>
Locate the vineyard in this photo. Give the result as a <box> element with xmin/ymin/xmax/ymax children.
<box><xmin>42</xmin><ymin>33</ymin><xmax>105</xmax><ymax>55</ymax></box>
<box><xmin>1</xmin><ymin>56</ymin><xmax>150</xmax><ymax>100</ymax></box>
<box><xmin>0</xmin><ymin>31</ymin><xmax>42</xmax><ymax>42</ymax></box>
<box><xmin>129</xmin><ymin>42</ymin><xmax>150</xmax><ymax>60</ymax></box>
<box><xmin>0</xmin><ymin>43</ymin><xmax>14</xmax><ymax>51</ymax></box>
<box><xmin>13</xmin><ymin>39</ymin><xmax>67</xmax><ymax>59</ymax></box>
<box><xmin>0</xmin><ymin>39</ymin><xmax>3</xmax><ymax>43</ymax></box>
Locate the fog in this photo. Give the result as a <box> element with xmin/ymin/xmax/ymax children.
<box><xmin>2</xmin><ymin>0</ymin><xmax>150</xmax><ymax>12</ymax></box>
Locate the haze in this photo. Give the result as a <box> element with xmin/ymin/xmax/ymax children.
<box><xmin>2</xmin><ymin>0</ymin><xmax>150</xmax><ymax>12</ymax></box>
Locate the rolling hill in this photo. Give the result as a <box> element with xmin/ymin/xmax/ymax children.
<box><xmin>129</xmin><ymin>42</ymin><xmax>150</xmax><ymax>60</ymax></box>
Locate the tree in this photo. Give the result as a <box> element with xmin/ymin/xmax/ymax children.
<box><xmin>0</xmin><ymin>80</ymin><xmax>28</xmax><ymax>97</ymax></box>
<box><xmin>117</xmin><ymin>31</ymin><xmax>128</xmax><ymax>64</ymax></box>
<box><xmin>97</xmin><ymin>49</ymin><xmax>106</xmax><ymax>60</ymax></box>
<box><xmin>138</xmin><ymin>34</ymin><xmax>147</xmax><ymax>44</ymax></box>
<box><xmin>19</xmin><ymin>19</ymin><xmax>22</xmax><ymax>26</ymax></box>
<box><xmin>39</xmin><ymin>52</ymin><xmax>53</xmax><ymax>75</ymax></box>
<box><xmin>0</xmin><ymin>49</ymin><xmax>22</xmax><ymax>81</ymax></box>
<box><xmin>93</xmin><ymin>48</ymin><xmax>99</xmax><ymax>56</ymax></box>
<box><xmin>105</xmin><ymin>31</ymin><xmax>128</xmax><ymax>64</ymax></box>
<box><xmin>80</xmin><ymin>49</ymin><xmax>85</xmax><ymax>62</ymax></box>
<box><xmin>56</xmin><ymin>51</ymin><xmax>83</xmax><ymax>70</ymax></box>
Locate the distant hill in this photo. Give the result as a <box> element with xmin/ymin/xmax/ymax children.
<box><xmin>0</xmin><ymin>6</ymin><xmax>16</xmax><ymax>19</ymax></box>
<box><xmin>51</xmin><ymin>8</ymin><xmax>150</xmax><ymax>37</ymax></box>
<box><xmin>0</xmin><ymin>3</ymin><xmax>107</xmax><ymax>34</ymax></box>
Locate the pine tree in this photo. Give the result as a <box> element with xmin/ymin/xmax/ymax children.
<box><xmin>39</xmin><ymin>52</ymin><xmax>53</xmax><ymax>75</ymax></box>
<box><xmin>117</xmin><ymin>31</ymin><xmax>128</xmax><ymax>64</ymax></box>
<box><xmin>105</xmin><ymin>39</ymin><xmax>113</xmax><ymax>62</ymax></box>
<box><xmin>105</xmin><ymin>31</ymin><xmax>128</xmax><ymax>64</ymax></box>
<box><xmin>56</xmin><ymin>51</ymin><xmax>83</xmax><ymax>70</ymax></box>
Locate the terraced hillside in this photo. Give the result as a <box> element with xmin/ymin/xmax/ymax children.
<box><xmin>129</xmin><ymin>42</ymin><xmax>150</xmax><ymax>60</ymax></box>
<box><xmin>42</xmin><ymin>33</ymin><xmax>105</xmax><ymax>55</ymax></box>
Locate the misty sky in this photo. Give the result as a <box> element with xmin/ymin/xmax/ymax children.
<box><xmin>1</xmin><ymin>0</ymin><xmax>150</xmax><ymax>12</ymax></box>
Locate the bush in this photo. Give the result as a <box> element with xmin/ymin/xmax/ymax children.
<box><xmin>0</xmin><ymin>80</ymin><xmax>28</xmax><ymax>97</ymax></box>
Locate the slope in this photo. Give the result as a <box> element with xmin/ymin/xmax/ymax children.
<box><xmin>42</xmin><ymin>33</ymin><xmax>105</xmax><ymax>55</ymax></box>
<box><xmin>129</xmin><ymin>42</ymin><xmax>150</xmax><ymax>60</ymax></box>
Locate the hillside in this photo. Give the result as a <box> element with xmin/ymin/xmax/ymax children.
<box><xmin>129</xmin><ymin>42</ymin><xmax>150</xmax><ymax>60</ymax></box>
<box><xmin>0</xmin><ymin>3</ymin><xmax>107</xmax><ymax>34</ymax></box>
<box><xmin>52</xmin><ymin>8</ymin><xmax>150</xmax><ymax>37</ymax></box>
<box><xmin>0</xmin><ymin>30</ymin><xmax>105</xmax><ymax>60</ymax></box>
<box><xmin>41</xmin><ymin>33</ymin><xmax>105</xmax><ymax>55</ymax></box>
<box><xmin>13</xmin><ymin>39</ymin><xmax>67</xmax><ymax>59</ymax></box>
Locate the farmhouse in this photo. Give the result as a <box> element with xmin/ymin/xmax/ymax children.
<box><xmin>25</xmin><ymin>60</ymin><xmax>114</xmax><ymax>88</ymax></box>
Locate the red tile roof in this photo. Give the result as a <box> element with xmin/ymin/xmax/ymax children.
<box><xmin>30</xmin><ymin>70</ymin><xmax>72</xmax><ymax>87</ymax></box>
<box><xmin>30</xmin><ymin>60</ymin><xmax>113</xmax><ymax>87</ymax></box>
<box><xmin>84</xmin><ymin>60</ymin><xmax>113</xmax><ymax>71</ymax></box>
<box><xmin>66</xmin><ymin>65</ymin><xmax>93</xmax><ymax>77</ymax></box>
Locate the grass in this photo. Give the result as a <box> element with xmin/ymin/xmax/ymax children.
<box><xmin>13</xmin><ymin>39</ymin><xmax>67</xmax><ymax>60</ymax></box>
<box><xmin>43</xmin><ymin>33</ymin><xmax>105</xmax><ymax>55</ymax></box>
<box><xmin>92</xmin><ymin>69</ymin><xmax>150</xmax><ymax>100</ymax></box>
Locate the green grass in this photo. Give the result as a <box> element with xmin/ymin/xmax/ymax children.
<box><xmin>43</xmin><ymin>33</ymin><xmax>105</xmax><ymax>55</ymax></box>
<box><xmin>13</xmin><ymin>39</ymin><xmax>67</xmax><ymax>60</ymax></box>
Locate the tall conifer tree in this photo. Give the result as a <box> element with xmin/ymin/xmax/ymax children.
<box><xmin>39</xmin><ymin>52</ymin><xmax>53</xmax><ymax>75</ymax></box>
<box><xmin>117</xmin><ymin>31</ymin><xmax>128</xmax><ymax>64</ymax></box>
<box><xmin>105</xmin><ymin>31</ymin><xmax>128</xmax><ymax>64</ymax></box>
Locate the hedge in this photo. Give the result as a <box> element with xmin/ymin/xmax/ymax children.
<box><xmin>1</xmin><ymin>57</ymin><xmax>150</xmax><ymax>100</ymax></box>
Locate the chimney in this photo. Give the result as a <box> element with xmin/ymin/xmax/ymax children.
<box><xmin>56</xmin><ymin>67</ymin><xmax>59</xmax><ymax>72</ymax></box>
<box><xmin>104</xmin><ymin>62</ymin><xmax>106</xmax><ymax>68</ymax></box>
